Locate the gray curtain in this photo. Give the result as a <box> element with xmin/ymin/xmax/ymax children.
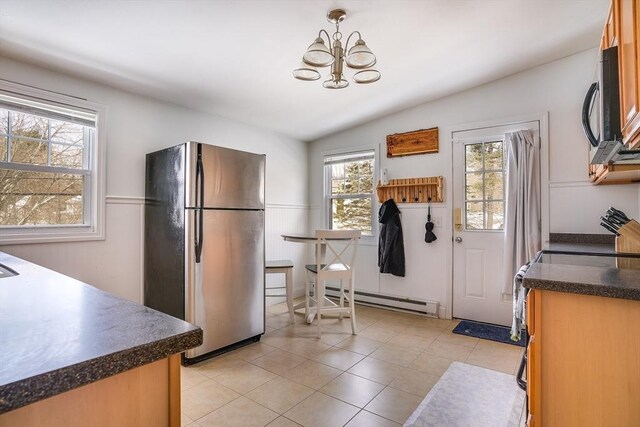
<box><xmin>502</xmin><ymin>129</ymin><xmax>541</xmax><ymax>295</ymax></box>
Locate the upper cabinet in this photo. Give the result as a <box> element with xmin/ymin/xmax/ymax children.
<box><xmin>618</xmin><ymin>0</ymin><xmax>640</xmax><ymax>148</ymax></box>
<box><xmin>602</xmin><ymin>5</ymin><xmax>617</xmax><ymax>49</ymax></box>
<box><xmin>590</xmin><ymin>0</ymin><xmax>640</xmax><ymax>185</ymax></box>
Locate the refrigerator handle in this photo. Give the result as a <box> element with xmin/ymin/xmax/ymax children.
<box><xmin>195</xmin><ymin>145</ymin><xmax>204</xmax><ymax>263</ymax></box>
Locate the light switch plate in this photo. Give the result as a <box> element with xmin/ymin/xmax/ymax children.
<box><xmin>432</xmin><ymin>217</ymin><xmax>442</xmax><ymax>228</ymax></box>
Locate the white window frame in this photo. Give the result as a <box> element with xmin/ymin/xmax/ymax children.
<box><xmin>323</xmin><ymin>147</ymin><xmax>377</xmax><ymax>241</ymax></box>
<box><xmin>0</xmin><ymin>80</ymin><xmax>106</xmax><ymax>244</ymax></box>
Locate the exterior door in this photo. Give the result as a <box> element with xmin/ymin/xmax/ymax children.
<box><xmin>452</xmin><ymin>122</ymin><xmax>539</xmax><ymax>326</ymax></box>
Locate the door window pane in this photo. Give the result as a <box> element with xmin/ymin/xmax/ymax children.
<box><xmin>486</xmin><ymin>201</ymin><xmax>504</xmax><ymax>230</ymax></box>
<box><xmin>465</xmin><ymin>202</ymin><xmax>484</xmax><ymax>230</ymax></box>
<box><xmin>463</xmin><ymin>141</ymin><xmax>505</xmax><ymax>230</ymax></box>
<box><xmin>484</xmin><ymin>142</ymin><xmax>503</xmax><ymax>170</ymax></box>
<box><xmin>465</xmin><ymin>172</ymin><xmax>483</xmax><ymax>200</ymax></box>
<box><xmin>465</xmin><ymin>144</ymin><xmax>483</xmax><ymax>172</ymax></box>
<box><xmin>485</xmin><ymin>172</ymin><xmax>504</xmax><ymax>200</ymax></box>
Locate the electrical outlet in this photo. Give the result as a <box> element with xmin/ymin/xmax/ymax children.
<box><xmin>432</xmin><ymin>216</ymin><xmax>442</xmax><ymax>228</ymax></box>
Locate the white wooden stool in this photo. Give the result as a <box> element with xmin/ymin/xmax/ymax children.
<box><xmin>265</xmin><ymin>260</ymin><xmax>295</xmax><ymax>323</ymax></box>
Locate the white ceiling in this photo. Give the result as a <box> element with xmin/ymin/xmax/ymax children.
<box><xmin>0</xmin><ymin>0</ymin><xmax>608</xmax><ymax>141</ymax></box>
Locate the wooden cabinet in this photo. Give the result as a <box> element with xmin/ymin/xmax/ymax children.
<box><xmin>618</xmin><ymin>0</ymin><xmax>640</xmax><ymax>148</ymax></box>
<box><xmin>589</xmin><ymin>162</ymin><xmax>640</xmax><ymax>183</ymax></box>
<box><xmin>590</xmin><ymin>1</ymin><xmax>640</xmax><ymax>185</ymax></box>
<box><xmin>525</xmin><ymin>289</ymin><xmax>640</xmax><ymax>426</ymax></box>
<box><xmin>602</xmin><ymin>4</ymin><xmax>617</xmax><ymax>49</ymax></box>
<box><xmin>525</xmin><ymin>291</ymin><xmax>540</xmax><ymax>427</ymax></box>
<box><xmin>0</xmin><ymin>355</ymin><xmax>181</xmax><ymax>427</ymax></box>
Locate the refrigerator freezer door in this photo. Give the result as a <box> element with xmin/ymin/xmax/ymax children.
<box><xmin>186</xmin><ymin>143</ymin><xmax>265</xmax><ymax>209</ymax></box>
<box><xmin>185</xmin><ymin>209</ymin><xmax>265</xmax><ymax>359</ymax></box>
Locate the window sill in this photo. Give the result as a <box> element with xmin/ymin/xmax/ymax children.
<box><xmin>359</xmin><ymin>236</ymin><xmax>378</xmax><ymax>246</ymax></box>
<box><xmin>0</xmin><ymin>225</ymin><xmax>105</xmax><ymax>245</ymax></box>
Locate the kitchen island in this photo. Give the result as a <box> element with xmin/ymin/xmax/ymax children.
<box><xmin>0</xmin><ymin>252</ymin><xmax>203</xmax><ymax>427</ymax></box>
<box><xmin>522</xmin><ymin>237</ymin><xmax>640</xmax><ymax>427</ymax></box>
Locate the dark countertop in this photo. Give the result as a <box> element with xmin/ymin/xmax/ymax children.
<box><xmin>0</xmin><ymin>252</ymin><xmax>203</xmax><ymax>414</ymax></box>
<box><xmin>524</xmin><ymin>262</ymin><xmax>640</xmax><ymax>301</ymax></box>
<box><xmin>524</xmin><ymin>235</ymin><xmax>640</xmax><ymax>301</ymax></box>
<box><xmin>544</xmin><ymin>241</ymin><xmax>616</xmax><ymax>255</ymax></box>
<box><xmin>548</xmin><ymin>232</ymin><xmax>615</xmax><ymax>245</ymax></box>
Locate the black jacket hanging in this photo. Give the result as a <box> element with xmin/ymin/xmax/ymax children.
<box><xmin>378</xmin><ymin>199</ymin><xmax>405</xmax><ymax>277</ymax></box>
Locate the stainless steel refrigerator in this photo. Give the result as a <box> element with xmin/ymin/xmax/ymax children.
<box><xmin>144</xmin><ymin>142</ymin><xmax>265</xmax><ymax>364</ymax></box>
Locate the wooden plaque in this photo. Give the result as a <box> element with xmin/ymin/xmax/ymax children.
<box><xmin>386</xmin><ymin>127</ymin><xmax>439</xmax><ymax>158</ymax></box>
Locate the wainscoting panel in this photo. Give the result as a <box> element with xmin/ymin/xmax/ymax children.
<box><xmin>265</xmin><ymin>204</ymin><xmax>310</xmax><ymax>302</ymax></box>
<box><xmin>379</xmin><ymin>206</ymin><xmax>447</xmax><ymax>303</ymax></box>
<box><xmin>3</xmin><ymin>200</ymin><xmax>144</xmax><ymax>303</ymax></box>
<box><xmin>354</xmin><ymin>245</ymin><xmax>380</xmax><ymax>294</ymax></box>
<box><xmin>2</xmin><ymin>198</ymin><xmax>310</xmax><ymax>308</ymax></box>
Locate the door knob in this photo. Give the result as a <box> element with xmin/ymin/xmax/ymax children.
<box><xmin>455</xmin><ymin>237</ymin><xmax>463</xmax><ymax>243</ymax></box>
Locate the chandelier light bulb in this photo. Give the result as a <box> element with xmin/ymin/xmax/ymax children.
<box><xmin>346</xmin><ymin>39</ymin><xmax>377</xmax><ymax>69</ymax></box>
<box><xmin>302</xmin><ymin>37</ymin><xmax>334</xmax><ymax>67</ymax></box>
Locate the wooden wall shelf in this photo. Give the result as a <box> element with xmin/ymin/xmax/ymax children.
<box><xmin>376</xmin><ymin>176</ymin><xmax>443</xmax><ymax>203</ymax></box>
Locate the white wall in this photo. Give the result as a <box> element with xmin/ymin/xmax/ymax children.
<box><xmin>0</xmin><ymin>57</ymin><xmax>310</xmax><ymax>303</ymax></box>
<box><xmin>309</xmin><ymin>48</ymin><xmax>640</xmax><ymax>317</ymax></box>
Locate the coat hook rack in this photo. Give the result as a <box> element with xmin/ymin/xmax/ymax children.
<box><xmin>377</xmin><ymin>176</ymin><xmax>444</xmax><ymax>204</ymax></box>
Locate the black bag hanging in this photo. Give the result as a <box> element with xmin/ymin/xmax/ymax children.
<box><xmin>424</xmin><ymin>198</ymin><xmax>437</xmax><ymax>243</ymax></box>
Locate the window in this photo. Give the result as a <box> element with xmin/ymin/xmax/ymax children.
<box><xmin>464</xmin><ymin>140</ymin><xmax>505</xmax><ymax>230</ymax></box>
<box><xmin>324</xmin><ymin>150</ymin><xmax>375</xmax><ymax>236</ymax></box>
<box><xmin>0</xmin><ymin>82</ymin><xmax>105</xmax><ymax>243</ymax></box>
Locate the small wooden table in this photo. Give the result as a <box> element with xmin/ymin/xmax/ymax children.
<box><xmin>281</xmin><ymin>233</ymin><xmax>356</xmax><ymax>324</ymax></box>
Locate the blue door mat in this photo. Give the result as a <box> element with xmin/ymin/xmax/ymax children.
<box><xmin>452</xmin><ymin>320</ymin><xmax>525</xmax><ymax>347</ymax></box>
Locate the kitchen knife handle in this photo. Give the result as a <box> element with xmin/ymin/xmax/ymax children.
<box><xmin>608</xmin><ymin>207</ymin><xmax>630</xmax><ymax>222</ymax></box>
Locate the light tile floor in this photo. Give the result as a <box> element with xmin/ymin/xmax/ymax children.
<box><xmin>181</xmin><ymin>301</ymin><xmax>525</xmax><ymax>427</ymax></box>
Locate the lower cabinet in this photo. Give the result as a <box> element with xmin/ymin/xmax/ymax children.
<box><xmin>0</xmin><ymin>354</ymin><xmax>181</xmax><ymax>427</ymax></box>
<box><xmin>526</xmin><ymin>290</ymin><xmax>640</xmax><ymax>426</ymax></box>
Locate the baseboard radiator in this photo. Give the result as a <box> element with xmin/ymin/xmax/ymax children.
<box><xmin>324</xmin><ymin>286</ymin><xmax>439</xmax><ymax>318</ymax></box>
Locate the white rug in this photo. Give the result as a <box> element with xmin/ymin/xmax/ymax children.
<box><xmin>404</xmin><ymin>362</ymin><xmax>525</xmax><ymax>427</ymax></box>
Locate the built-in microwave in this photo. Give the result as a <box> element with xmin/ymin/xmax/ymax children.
<box><xmin>582</xmin><ymin>46</ymin><xmax>623</xmax><ymax>164</ymax></box>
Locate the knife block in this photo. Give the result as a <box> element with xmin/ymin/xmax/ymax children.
<box><xmin>615</xmin><ymin>221</ymin><xmax>640</xmax><ymax>269</ymax></box>
<box><xmin>617</xmin><ymin>219</ymin><xmax>640</xmax><ymax>243</ymax></box>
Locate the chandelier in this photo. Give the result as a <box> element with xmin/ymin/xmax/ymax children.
<box><xmin>293</xmin><ymin>9</ymin><xmax>380</xmax><ymax>89</ymax></box>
